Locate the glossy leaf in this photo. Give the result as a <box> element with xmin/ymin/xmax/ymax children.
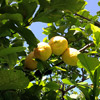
<box><xmin>0</xmin><ymin>13</ymin><xmax>23</xmax><ymax>22</ymax></box>
<box><xmin>14</xmin><ymin>26</ymin><xmax>39</xmax><ymax>50</ymax></box>
<box><xmin>34</xmin><ymin>8</ymin><xmax>64</xmax><ymax>23</ymax></box>
<box><xmin>18</xmin><ymin>1</ymin><xmax>37</xmax><ymax>23</ymax></box>
<box><xmin>45</xmin><ymin>81</ymin><xmax>59</xmax><ymax>90</ymax></box>
<box><xmin>0</xmin><ymin>70</ymin><xmax>29</xmax><ymax>90</ymax></box>
<box><xmin>77</xmin><ymin>53</ymin><xmax>99</xmax><ymax>81</ymax></box>
<box><xmin>62</xmin><ymin>78</ymin><xmax>75</xmax><ymax>85</ymax></box>
<box><xmin>53</xmin><ymin>66</ymin><xmax>66</xmax><ymax>72</ymax></box>
<box><xmin>76</xmin><ymin>84</ymin><xmax>91</xmax><ymax>100</ymax></box>
<box><xmin>5</xmin><ymin>53</ymin><xmax>17</xmax><ymax>69</ymax></box>
<box><xmin>0</xmin><ymin>47</ymin><xmax>26</xmax><ymax>57</ymax></box>
<box><xmin>47</xmin><ymin>91</ymin><xmax>57</xmax><ymax>100</ymax></box>
<box><xmin>51</xmin><ymin>0</ymin><xmax>86</xmax><ymax>13</ymax></box>
<box><xmin>21</xmin><ymin>85</ymin><xmax>42</xmax><ymax>100</ymax></box>
<box><xmin>90</xmin><ymin>24</ymin><xmax>100</xmax><ymax>46</ymax></box>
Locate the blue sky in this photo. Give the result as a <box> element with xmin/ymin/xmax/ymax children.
<box><xmin>29</xmin><ymin>0</ymin><xmax>100</xmax><ymax>42</ymax></box>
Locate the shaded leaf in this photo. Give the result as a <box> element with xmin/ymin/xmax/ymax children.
<box><xmin>0</xmin><ymin>47</ymin><xmax>25</xmax><ymax>57</ymax></box>
<box><xmin>14</xmin><ymin>26</ymin><xmax>39</xmax><ymax>50</ymax></box>
<box><xmin>3</xmin><ymin>91</ymin><xmax>20</xmax><ymax>100</ymax></box>
<box><xmin>18</xmin><ymin>1</ymin><xmax>37</xmax><ymax>23</ymax></box>
<box><xmin>5</xmin><ymin>53</ymin><xmax>17</xmax><ymax>69</ymax></box>
<box><xmin>51</xmin><ymin>0</ymin><xmax>86</xmax><ymax>13</ymax></box>
<box><xmin>0</xmin><ymin>13</ymin><xmax>23</xmax><ymax>22</ymax></box>
<box><xmin>76</xmin><ymin>84</ymin><xmax>91</xmax><ymax>100</ymax></box>
<box><xmin>47</xmin><ymin>91</ymin><xmax>57</xmax><ymax>100</ymax></box>
<box><xmin>0</xmin><ymin>70</ymin><xmax>29</xmax><ymax>90</ymax></box>
<box><xmin>45</xmin><ymin>81</ymin><xmax>59</xmax><ymax>90</ymax></box>
<box><xmin>21</xmin><ymin>85</ymin><xmax>42</xmax><ymax>100</ymax></box>
<box><xmin>34</xmin><ymin>8</ymin><xmax>64</xmax><ymax>23</ymax></box>
<box><xmin>0</xmin><ymin>6</ymin><xmax>17</xmax><ymax>14</ymax></box>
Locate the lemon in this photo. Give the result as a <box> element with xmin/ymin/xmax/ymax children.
<box><xmin>49</xmin><ymin>36</ymin><xmax>68</xmax><ymax>55</ymax></box>
<box><xmin>62</xmin><ymin>48</ymin><xmax>80</xmax><ymax>66</ymax></box>
<box><xmin>34</xmin><ymin>42</ymin><xmax>52</xmax><ymax>61</ymax></box>
<box><xmin>24</xmin><ymin>51</ymin><xmax>37</xmax><ymax>70</ymax></box>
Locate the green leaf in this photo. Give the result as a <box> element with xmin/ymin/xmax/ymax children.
<box><xmin>75</xmin><ymin>84</ymin><xmax>91</xmax><ymax>100</ymax></box>
<box><xmin>77</xmin><ymin>53</ymin><xmax>99</xmax><ymax>81</ymax></box>
<box><xmin>96</xmin><ymin>67</ymin><xmax>100</xmax><ymax>86</ymax></box>
<box><xmin>64</xmin><ymin>95</ymin><xmax>73</xmax><ymax>100</ymax></box>
<box><xmin>37</xmin><ymin>60</ymin><xmax>51</xmax><ymax>74</ymax></box>
<box><xmin>90</xmin><ymin>24</ymin><xmax>100</xmax><ymax>46</ymax></box>
<box><xmin>54</xmin><ymin>66</ymin><xmax>66</xmax><ymax>72</ymax></box>
<box><xmin>5</xmin><ymin>53</ymin><xmax>17</xmax><ymax>69</ymax></box>
<box><xmin>0</xmin><ymin>6</ymin><xmax>17</xmax><ymax>14</ymax></box>
<box><xmin>21</xmin><ymin>85</ymin><xmax>42</xmax><ymax>100</ymax></box>
<box><xmin>0</xmin><ymin>47</ymin><xmax>26</xmax><ymax>57</ymax></box>
<box><xmin>14</xmin><ymin>26</ymin><xmax>39</xmax><ymax>50</ymax></box>
<box><xmin>37</xmin><ymin>60</ymin><xmax>45</xmax><ymax>73</ymax></box>
<box><xmin>62</xmin><ymin>78</ymin><xmax>75</xmax><ymax>85</ymax></box>
<box><xmin>34</xmin><ymin>8</ymin><xmax>64</xmax><ymax>23</ymax></box>
<box><xmin>47</xmin><ymin>91</ymin><xmax>57</xmax><ymax>100</ymax></box>
<box><xmin>18</xmin><ymin>1</ymin><xmax>37</xmax><ymax>23</ymax></box>
<box><xmin>51</xmin><ymin>0</ymin><xmax>86</xmax><ymax>13</ymax></box>
<box><xmin>0</xmin><ymin>70</ymin><xmax>29</xmax><ymax>90</ymax></box>
<box><xmin>45</xmin><ymin>82</ymin><xmax>59</xmax><ymax>90</ymax></box>
<box><xmin>77</xmin><ymin>82</ymin><xmax>88</xmax><ymax>86</ymax></box>
<box><xmin>3</xmin><ymin>91</ymin><xmax>20</xmax><ymax>100</ymax></box>
<box><xmin>0</xmin><ymin>13</ymin><xmax>23</xmax><ymax>22</ymax></box>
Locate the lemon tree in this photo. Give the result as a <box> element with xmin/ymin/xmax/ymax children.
<box><xmin>0</xmin><ymin>0</ymin><xmax>100</xmax><ymax>100</ymax></box>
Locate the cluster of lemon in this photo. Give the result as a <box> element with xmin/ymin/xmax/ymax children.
<box><xmin>24</xmin><ymin>36</ymin><xmax>80</xmax><ymax>70</ymax></box>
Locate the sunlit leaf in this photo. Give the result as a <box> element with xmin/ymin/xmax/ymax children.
<box><xmin>77</xmin><ymin>53</ymin><xmax>99</xmax><ymax>81</ymax></box>
<box><xmin>90</xmin><ymin>24</ymin><xmax>100</xmax><ymax>46</ymax></box>
<box><xmin>62</xmin><ymin>78</ymin><xmax>74</xmax><ymax>85</ymax></box>
<box><xmin>54</xmin><ymin>66</ymin><xmax>66</xmax><ymax>72</ymax></box>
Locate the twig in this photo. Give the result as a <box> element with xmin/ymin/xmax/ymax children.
<box><xmin>75</xmin><ymin>13</ymin><xmax>91</xmax><ymax>21</ymax></box>
<box><xmin>75</xmin><ymin>13</ymin><xmax>100</xmax><ymax>27</ymax></box>
<box><xmin>64</xmin><ymin>85</ymin><xmax>76</xmax><ymax>93</ymax></box>
<box><xmin>63</xmin><ymin>77</ymin><xmax>87</xmax><ymax>93</ymax></box>
<box><xmin>79</xmin><ymin>42</ymin><xmax>94</xmax><ymax>52</ymax></box>
<box><xmin>61</xmin><ymin>83</ymin><xmax>65</xmax><ymax>100</ymax></box>
<box><xmin>55</xmin><ymin>61</ymin><xmax>64</xmax><ymax>66</ymax></box>
<box><xmin>55</xmin><ymin>42</ymin><xmax>94</xmax><ymax>66</ymax></box>
<box><xmin>81</xmin><ymin>68</ymin><xmax>85</xmax><ymax>81</ymax></box>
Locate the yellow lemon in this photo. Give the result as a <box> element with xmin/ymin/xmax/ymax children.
<box><xmin>34</xmin><ymin>42</ymin><xmax>52</xmax><ymax>61</ymax></box>
<box><xmin>49</xmin><ymin>36</ymin><xmax>68</xmax><ymax>55</ymax></box>
<box><xmin>24</xmin><ymin>51</ymin><xmax>37</xmax><ymax>70</ymax></box>
<box><xmin>62</xmin><ymin>48</ymin><xmax>80</xmax><ymax>66</ymax></box>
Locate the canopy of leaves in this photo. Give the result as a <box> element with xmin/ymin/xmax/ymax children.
<box><xmin>0</xmin><ymin>0</ymin><xmax>100</xmax><ymax>100</ymax></box>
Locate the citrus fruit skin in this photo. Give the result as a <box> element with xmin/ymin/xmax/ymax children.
<box><xmin>24</xmin><ymin>52</ymin><xmax>37</xmax><ymax>70</ymax></box>
<box><xmin>49</xmin><ymin>36</ymin><xmax>68</xmax><ymax>55</ymax></box>
<box><xmin>62</xmin><ymin>48</ymin><xmax>80</xmax><ymax>66</ymax></box>
<box><xmin>34</xmin><ymin>42</ymin><xmax>52</xmax><ymax>61</ymax></box>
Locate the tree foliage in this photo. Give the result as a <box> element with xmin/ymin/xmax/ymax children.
<box><xmin>0</xmin><ymin>0</ymin><xmax>100</xmax><ymax>100</ymax></box>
